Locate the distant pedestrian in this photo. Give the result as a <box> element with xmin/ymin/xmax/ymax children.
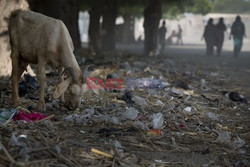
<box><xmin>202</xmin><ymin>18</ymin><xmax>217</xmax><ymax>56</ymax></box>
<box><xmin>158</xmin><ymin>20</ymin><xmax>167</xmax><ymax>52</ymax></box>
<box><xmin>166</xmin><ymin>30</ymin><xmax>176</xmax><ymax>45</ymax></box>
<box><xmin>176</xmin><ymin>24</ymin><xmax>183</xmax><ymax>45</ymax></box>
<box><xmin>230</xmin><ymin>16</ymin><xmax>246</xmax><ymax>57</ymax></box>
<box><xmin>215</xmin><ymin>17</ymin><xmax>227</xmax><ymax>56</ymax></box>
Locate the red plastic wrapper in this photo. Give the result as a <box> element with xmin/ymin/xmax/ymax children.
<box><xmin>147</xmin><ymin>129</ymin><xmax>163</xmax><ymax>137</ymax></box>
<box><xmin>13</xmin><ymin>110</ymin><xmax>46</xmax><ymax>122</ymax></box>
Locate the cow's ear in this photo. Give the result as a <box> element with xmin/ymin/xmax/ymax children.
<box><xmin>53</xmin><ymin>78</ymin><xmax>72</xmax><ymax>99</ymax></box>
<box><xmin>80</xmin><ymin>83</ymin><xmax>88</xmax><ymax>95</ymax></box>
<box><xmin>80</xmin><ymin>83</ymin><xmax>99</xmax><ymax>96</ymax></box>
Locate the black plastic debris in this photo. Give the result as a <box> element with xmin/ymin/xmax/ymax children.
<box><xmin>97</xmin><ymin>128</ymin><xmax>122</xmax><ymax>136</ymax></box>
<box><xmin>119</xmin><ymin>91</ymin><xmax>135</xmax><ymax>104</ymax></box>
<box><xmin>222</xmin><ymin>91</ymin><xmax>248</xmax><ymax>103</ymax></box>
<box><xmin>174</xmin><ymin>80</ymin><xmax>189</xmax><ymax>90</ymax></box>
<box><xmin>19</xmin><ymin>74</ymin><xmax>38</xmax><ymax>97</ymax></box>
<box><xmin>229</xmin><ymin>92</ymin><xmax>247</xmax><ymax>103</ymax></box>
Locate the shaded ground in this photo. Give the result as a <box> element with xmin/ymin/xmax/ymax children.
<box><xmin>166</xmin><ymin>44</ymin><xmax>250</xmax><ymax>99</ymax></box>
<box><xmin>0</xmin><ymin>43</ymin><xmax>250</xmax><ymax>166</ymax></box>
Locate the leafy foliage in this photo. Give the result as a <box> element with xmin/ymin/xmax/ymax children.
<box><xmin>212</xmin><ymin>0</ymin><xmax>250</xmax><ymax>14</ymax></box>
<box><xmin>77</xmin><ymin>0</ymin><xmax>184</xmax><ymax>17</ymax></box>
<box><xmin>183</xmin><ymin>0</ymin><xmax>212</xmax><ymax>15</ymax></box>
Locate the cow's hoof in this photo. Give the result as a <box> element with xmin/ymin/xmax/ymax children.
<box><xmin>38</xmin><ymin>101</ymin><xmax>46</xmax><ymax>112</ymax></box>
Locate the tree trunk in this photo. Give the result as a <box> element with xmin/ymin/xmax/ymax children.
<box><xmin>101</xmin><ymin>0</ymin><xmax>118</xmax><ymax>51</ymax></box>
<box><xmin>28</xmin><ymin>0</ymin><xmax>81</xmax><ymax>49</ymax></box>
<box><xmin>0</xmin><ymin>0</ymin><xmax>29</xmax><ymax>77</ymax></box>
<box><xmin>123</xmin><ymin>14</ymin><xmax>135</xmax><ymax>44</ymax></box>
<box><xmin>88</xmin><ymin>0</ymin><xmax>101</xmax><ymax>55</ymax></box>
<box><xmin>143</xmin><ymin>0</ymin><xmax>162</xmax><ymax>55</ymax></box>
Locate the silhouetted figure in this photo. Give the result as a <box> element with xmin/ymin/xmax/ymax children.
<box><xmin>158</xmin><ymin>20</ymin><xmax>167</xmax><ymax>52</ymax></box>
<box><xmin>230</xmin><ymin>16</ymin><xmax>246</xmax><ymax>57</ymax></box>
<box><xmin>216</xmin><ymin>17</ymin><xmax>227</xmax><ymax>56</ymax></box>
<box><xmin>166</xmin><ymin>30</ymin><xmax>176</xmax><ymax>45</ymax></box>
<box><xmin>202</xmin><ymin>18</ymin><xmax>217</xmax><ymax>56</ymax></box>
<box><xmin>176</xmin><ymin>24</ymin><xmax>183</xmax><ymax>45</ymax></box>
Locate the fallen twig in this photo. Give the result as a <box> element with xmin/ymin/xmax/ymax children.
<box><xmin>35</xmin><ymin>114</ymin><xmax>55</xmax><ymax>123</ymax></box>
<box><xmin>0</xmin><ymin>142</ymin><xmax>16</xmax><ymax>164</ymax></box>
<box><xmin>91</xmin><ymin>148</ymin><xmax>113</xmax><ymax>158</ymax></box>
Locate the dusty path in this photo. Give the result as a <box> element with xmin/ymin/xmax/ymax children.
<box><xmin>164</xmin><ymin>44</ymin><xmax>250</xmax><ymax>99</ymax></box>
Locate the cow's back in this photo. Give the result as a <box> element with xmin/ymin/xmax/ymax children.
<box><xmin>8</xmin><ymin>10</ymin><xmax>65</xmax><ymax>64</ymax></box>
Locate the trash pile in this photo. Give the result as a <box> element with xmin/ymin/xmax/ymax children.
<box><xmin>0</xmin><ymin>54</ymin><xmax>249</xmax><ymax>166</ymax></box>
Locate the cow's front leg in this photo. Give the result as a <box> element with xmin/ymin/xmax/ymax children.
<box><xmin>11</xmin><ymin>48</ymin><xmax>20</xmax><ymax>107</ymax></box>
<box><xmin>38</xmin><ymin>60</ymin><xmax>46</xmax><ymax>111</ymax></box>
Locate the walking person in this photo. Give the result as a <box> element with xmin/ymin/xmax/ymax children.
<box><xmin>230</xmin><ymin>16</ymin><xmax>246</xmax><ymax>57</ymax></box>
<box><xmin>202</xmin><ymin>18</ymin><xmax>217</xmax><ymax>56</ymax></box>
<box><xmin>158</xmin><ymin>20</ymin><xmax>167</xmax><ymax>53</ymax></box>
<box><xmin>215</xmin><ymin>17</ymin><xmax>227</xmax><ymax>56</ymax></box>
<box><xmin>176</xmin><ymin>24</ymin><xmax>183</xmax><ymax>45</ymax></box>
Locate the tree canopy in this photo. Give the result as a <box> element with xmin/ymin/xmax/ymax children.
<box><xmin>78</xmin><ymin>0</ymin><xmax>250</xmax><ymax>18</ymax></box>
<box><xmin>212</xmin><ymin>0</ymin><xmax>250</xmax><ymax>14</ymax></box>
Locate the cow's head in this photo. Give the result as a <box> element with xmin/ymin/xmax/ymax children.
<box><xmin>53</xmin><ymin>67</ymin><xmax>89</xmax><ymax>109</ymax></box>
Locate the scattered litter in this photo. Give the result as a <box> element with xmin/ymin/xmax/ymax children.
<box><xmin>150</xmin><ymin>113</ymin><xmax>164</xmax><ymax>129</ymax></box>
<box><xmin>0</xmin><ymin>52</ymin><xmax>248</xmax><ymax>166</ymax></box>
<box><xmin>13</xmin><ymin>110</ymin><xmax>47</xmax><ymax>122</ymax></box>
<box><xmin>215</xmin><ymin>130</ymin><xmax>231</xmax><ymax>144</ymax></box>
<box><xmin>170</xmin><ymin>87</ymin><xmax>194</xmax><ymax>96</ymax></box>
<box><xmin>122</xmin><ymin>107</ymin><xmax>139</xmax><ymax>120</ymax></box>
<box><xmin>207</xmin><ymin>112</ymin><xmax>219</xmax><ymax>121</ymax></box>
<box><xmin>161</xmin><ymin>81</ymin><xmax>171</xmax><ymax>88</ymax></box>
<box><xmin>200</xmin><ymin>79</ymin><xmax>206</xmax><ymax>89</ymax></box>
<box><xmin>9</xmin><ymin>133</ymin><xmax>28</xmax><ymax>147</ymax></box>
<box><xmin>144</xmin><ymin>67</ymin><xmax>151</xmax><ymax>73</ymax></box>
<box><xmin>228</xmin><ymin>92</ymin><xmax>247</xmax><ymax>103</ymax></box>
<box><xmin>64</xmin><ymin>109</ymin><xmax>95</xmax><ymax>124</ymax></box>
<box><xmin>147</xmin><ymin>129</ymin><xmax>163</xmax><ymax>137</ymax></box>
<box><xmin>75</xmin><ymin>109</ymin><xmax>95</xmax><ymax>124</ymax></box>
<box><xmin>0</xmin><ymin>108</ymin><xmax>17</xmax><ymax>124</ymax></box>
<box><xmin>113</xmin><ymin>140</ymin><xmax>124</xmax><ymax>153</ymax></box>
<box><xmin>132</xmin><ymin>96</ymin><xmax>148</xmax><ymax>107</ymax></box>
<box><xmin>232</xmin><ymin>137</ymin><xmax>245</xmax><ymax>149</ymax></box>
<box><xmin>156</xmin><ymin>99</ymin><xmax>164</xmax><ymax>106</ymax></box>
<box><xmin>184</xmin><ymin>107</ymin><xmax>192</xmax><ymax>113</ymax></box>
<box><xmin>210</xmin><ymin>72</ymin><xmax>219</xmax><ymax>77</ymax></box>
<box><xmin>120</xmin><ymin>91</ymin><xmax>134</xmax><ymax>104</ymax></box>
<box><xmin>108</xmin><ymin>116</ymin><xmax>120</xmax><ymax>125</ymax></box>
<box><xmin>19</xmin><ymin>74</ymin><xmax>38</xmax><ymax>97</ymax></box>
<box><xmin>175</xmin><ymin>80</ymin><xmax>189</xmax><ymax>90</ymax></box>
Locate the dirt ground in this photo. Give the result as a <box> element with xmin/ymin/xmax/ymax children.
<box><xmin>0</xmin><ymin>43</ymin><xmax>250</xmax><ymax>166</ymax></box>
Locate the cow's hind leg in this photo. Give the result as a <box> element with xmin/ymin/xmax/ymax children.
<box><xmin>38</xmin><ymin>57</ymin><xmax>46</xmax><ymax>111</ymax></box>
